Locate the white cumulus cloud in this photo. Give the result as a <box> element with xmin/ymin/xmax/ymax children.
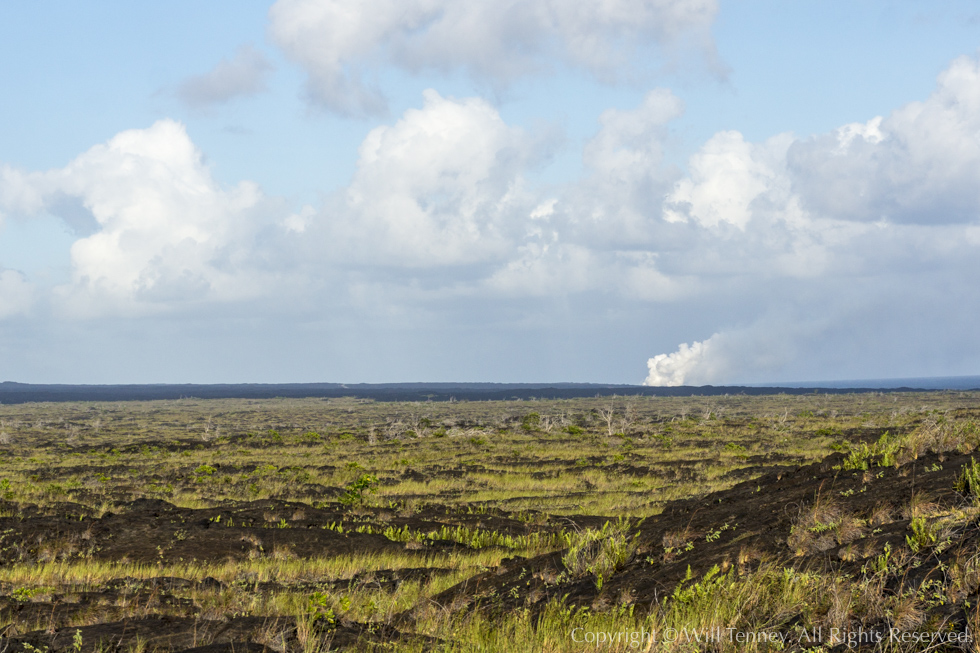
<box><xmin>664</xmin><ymin>131</ymin><xmax>794</xmax><ymax>229</ymax></box>
<box><xmin>584</xmin><ymin>88</ymin><xmax>684</xmax><ymax>188</ymax></box>
<box><xmin>660</xmin><ymin>54</ymin><xmax>980</xmax><ymax>239</ymax></box>
<box><xmin>637</xmin><ymin>54</ymin><xmax>980</xmax><ymax>386</ymax></box>
<box><xmin>328</xmin><ymin>89</ymin><xmax>539</xmax><ymax>267</ymax></box>
<box><xmin>787</xmin><ymin>55</ymin><xmax>980</xmax><ymax>225</ymax></box>
<box><xmin>1</xmin><ymin>120</ymin><xmax>274</xmax><ymax>317</ymax></box>
<box><xmin>557</xmin><ymin>88</ymin><xmax>685</xmax><ymax>249</ymax></box>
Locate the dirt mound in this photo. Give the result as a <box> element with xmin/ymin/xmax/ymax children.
<box><xmin>416</xmin><ymin>448</ymin><xmax>980</xmax><ymax>643</ymax></box>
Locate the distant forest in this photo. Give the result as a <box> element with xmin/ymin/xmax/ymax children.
<box><xmin>0</xmin><ymin>381</ymin><xmax>966</xmax><ymax>404</ymax></box>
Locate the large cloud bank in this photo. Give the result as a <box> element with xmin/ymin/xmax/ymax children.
<box><xmin>4</xmin><ymin>55</ymin><xmax>980</xmax><ymax>382</ymax></box>
<box><xmin>641</xmin><ymin>55</ymin><xmax>980</xmax><ymax>384</ymax></box>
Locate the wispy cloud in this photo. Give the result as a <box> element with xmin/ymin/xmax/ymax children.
<box><xmin>176</xmin><ymin>45</ymin><xmax>274</xmax><ymax>110</ymax></box>
<box><xmin>267</xmin><ymin>0</ymin><xmax>721</xmax><ymax>116</ymax></box>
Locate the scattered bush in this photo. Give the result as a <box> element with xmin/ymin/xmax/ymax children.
<box><xmin>841</xmin><ymin>431</ymin><xmax>901</xmax><ymax>470</ymax></box>
<box><xmin>906</xmin><ymin>517</ymin><xmax>939</xmax><ymax>553</ymax></box>
<box><xmin>298</xmin><ymin>431</ymin><xmax>321</xmax><ymax>444</ymax></box>
<box><xmin>0</xmin><ymin>478</ymin><xmax>13</xmax><ymax>500</ymax></box>
<box><xmin>954</xmin><ymin>458</ymin><xmax>980</xmax><ymax>504</ymax></box>
<box><xmin>193</xmin><ymin>464</ymin><xmax>217</xmax><ymax>481</ymax></box>
<box><xmin>306</xmin><ymin>591</ymin><xmax>337</xmax><ymax>628</ymax></box>
<box><xmin>652</xmin><ymin>433</ymin><xmax>673</xmax><ymax>449</ymax></box>
<box><xmin>339</xmin><ymin>474</ymin><xmax>379</xmax><ymax>507</ymax></box>
<box><xmin>520</xmin><ymin>412</ymin><xmax>541</xmax><ymax>432</ymax></box>
<box><xmin>562</xmin><ymin>519</ymin><xmax>639</xmax><ymax>590</ymax></box>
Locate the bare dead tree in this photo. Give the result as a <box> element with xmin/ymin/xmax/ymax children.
<box><xmin>619</xmin><ymin>399</ymin><xmax>638</xmax><ymax>434</ymax></box>
<box><xmin>597</xmin><ymin>405</ymin><xmax>617</xmax><ymax>436</ymax></box>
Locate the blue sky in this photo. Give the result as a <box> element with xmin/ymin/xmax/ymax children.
<box><xmin>1</xmin><ymin>1</ymin><xmax>980</xmax><ymax>385</ymax></box>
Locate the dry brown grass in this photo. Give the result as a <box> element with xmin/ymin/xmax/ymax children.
<box><xmin>867</xmin><ymin>502</ymin><xmax>894</xmax><ymax>527</ymax></box>
<box><xmin>902</xmin><ymin>491</ymin><xmax>939</xmax><ymax>520</ymax></box>
<box><xmin>787</xmin><ymin>494</ymin><xmax>843</xmax><ymax>556</ymax></box>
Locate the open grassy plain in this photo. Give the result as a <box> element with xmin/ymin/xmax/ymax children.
<box><xmin>2</xmin><ymin>392</ymin><xmax>980</xmax><ymax>651</ymax></box>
